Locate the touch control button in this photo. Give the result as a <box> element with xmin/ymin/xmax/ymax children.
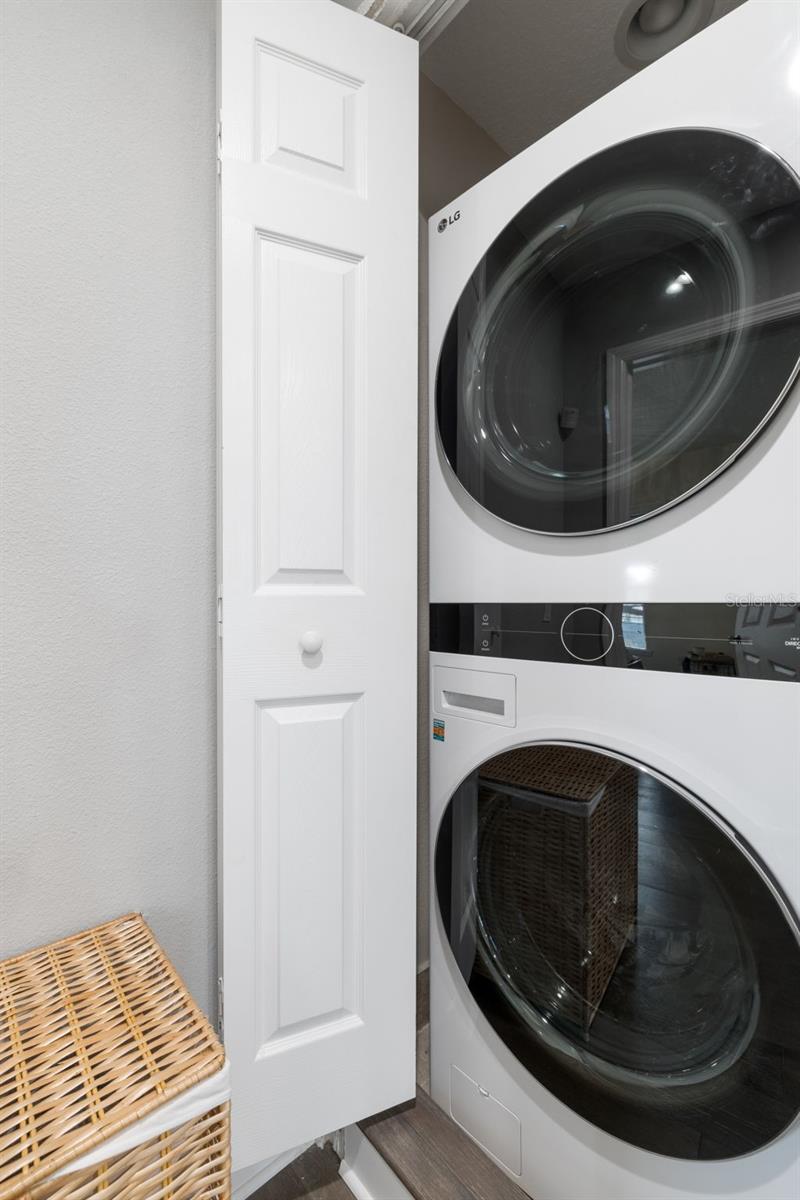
<box><xmin>560</xmin><ymin>607</ymin><xmax>615</xmax><ymax>662</ymax></box>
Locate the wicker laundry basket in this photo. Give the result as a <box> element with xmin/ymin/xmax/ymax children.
<box><xmin>476</xmin><ymin>745</ymin><xmax>638</xmax><ymax>1033</ymax></box>
<box><xmin>0</xmin><ymin>913</ymin><xmax>230</xmax><ymax>1200</ymax></box>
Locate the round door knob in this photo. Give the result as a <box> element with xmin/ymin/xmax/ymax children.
<box><xmin>299</xmin><ymin>630</ymin><xmax>324</xmax><ymax>655</ymax></box>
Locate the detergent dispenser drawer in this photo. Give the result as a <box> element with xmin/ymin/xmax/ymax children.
<box><xmin>433</xmin><ymin>666</ymin><xmax>517</xmax><ymax>727</ymax></box>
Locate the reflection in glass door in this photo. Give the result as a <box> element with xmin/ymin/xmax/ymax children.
<box><xmin>435</xmin><ymin>743</ymin><xmax>800</xmax><ymax>1159</ymax></box>
<box><xmin>436</xmin><ymin>130</ymin><xmax>800</xmax><ymax>533</ymax></box>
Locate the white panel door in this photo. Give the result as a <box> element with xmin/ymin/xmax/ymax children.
<box><xmin>218</xmin><ymin>0</ymin><xmax>418</xmax><ymax>1171</ymax></box>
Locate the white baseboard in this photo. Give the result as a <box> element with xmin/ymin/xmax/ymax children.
<box><xmin>232</xmin><ymin>1142</ymin><xmax>312</xmax><ymax>1200</ymax></box>
<box><xmin>339</xmin><ymin>1125</ymin><xmax>413</xmax><ymax>1200</ymax></box>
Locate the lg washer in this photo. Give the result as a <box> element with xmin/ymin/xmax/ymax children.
<box><xmin>429</xmin><ymin>600</ymin><xmax>800</xmax><ymax>1199</ymax></box>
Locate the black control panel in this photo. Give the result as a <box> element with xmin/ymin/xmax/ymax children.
<box><xmin>430</xmin><ymin>603</ymin><xmax>800</xmax><ymax>683</ymax></box>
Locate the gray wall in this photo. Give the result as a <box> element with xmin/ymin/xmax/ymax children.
<box><xmin>0</xmin><ymin>0</ymin><xmax>218</xmax><ymax>1015</ymax></box>
<box><xmin>420</xmin><ymin>73</ymin><xmax>509</xmax><ymax>218</ymax></box>
<box><xmin>0</xmin><ymin>0</ymin><xmax>506</xmax><ymax>1000</ymax></box>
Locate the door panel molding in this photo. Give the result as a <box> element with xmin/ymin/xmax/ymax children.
<box><xmin>218</xmin><ymin>0</ymin><xmax>418</xmax><ymax>1171</ymax></box>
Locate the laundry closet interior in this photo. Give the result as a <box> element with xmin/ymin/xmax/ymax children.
<box><xmin>2</xmin><ymin>2</ymin><xmax>799</xmax><ymax>1200</ymax></box>
<box><xmin>225</xmin><ymin>1</ymin><xmax>800</xmax><ymax>1195</ymax></box>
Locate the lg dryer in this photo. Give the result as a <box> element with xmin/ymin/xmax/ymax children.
<box><xmin>429</xmin><ymin>0</ymin><xmax>800</xmax><ymax>601</ymax></box>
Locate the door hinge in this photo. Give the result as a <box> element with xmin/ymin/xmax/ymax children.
<box><xmin>216</xmin><ymin>593</ymin><xmax>223</xmax><ymax>637</ymax></box>
<box><xmin>217</xmin><ymin>976</ymin><xmax>224</xmax><ymax>1039</ymax></box>
<box><xmin>216</xmin><ymin>112</ymin><xmax>222</xmax><ymax>177</ymax></box>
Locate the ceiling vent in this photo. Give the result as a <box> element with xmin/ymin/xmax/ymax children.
<box><xmin>615</xmin><ymin>0</ymin><xmax>715</xmax><ymax>69</ymax></box>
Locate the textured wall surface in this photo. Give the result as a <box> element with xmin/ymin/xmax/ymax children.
<box><xmin>0</xmin><ymin>0</ymin><xmax>218</xmax><ymax>1015</ymax></box>
<box><xmin>419</xmin><ymin>74</ymin><xmax>508</xmax><ymax>217</ymax></box>
<box><xmin>0</xmin><ymin>0</ymin><xmax>502</xmax><ymax>1002</ymax></box>
<box><xmin>423</xmin><ymin>0</ymin><xmax>746</xmax><ymax>156</ymax></box>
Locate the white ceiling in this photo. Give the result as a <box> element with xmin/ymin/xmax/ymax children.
<box><xmin>421</xmin><ymin>0</ymin><xmax>747</xmax><ymax>156</ymax></box>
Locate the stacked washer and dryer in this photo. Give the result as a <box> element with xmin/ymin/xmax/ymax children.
<box><xmin>427</xmin><ymin>4</ymin><xmax>800</xmax><ymax>1198</ymax></box>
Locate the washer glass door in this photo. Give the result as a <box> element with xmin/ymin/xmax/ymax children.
<box><xmin>435</xmin><ymin>743</ymin><xmax>800</xmax><ymax>1159</ymax></box>
<box><xmin>435</xmin><ymin>130</ymin><xmax>800</xmax><ymax>533</ymax></box>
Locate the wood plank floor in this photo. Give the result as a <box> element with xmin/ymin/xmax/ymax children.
<box><xmin>251</xmin><ymin>1144</ymin><xmax>351</xmax><ymax>1200</ymax></box>
<box><xmin>360</xmin><ymin>1085</ymin><xmax>527</xmax><ymax>1200</ymax></box>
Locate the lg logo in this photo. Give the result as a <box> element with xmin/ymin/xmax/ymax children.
<box><xmin>437</xmin><ymin>209</ymin><xmax>460</xmax><ymax>232</ymax></box>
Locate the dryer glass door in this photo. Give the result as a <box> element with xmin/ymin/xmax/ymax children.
<box><xmin>435</xmin><ymin>130</ymin><xmax>800</xmax><ymax>533</ymax></box>
<box><xmin>435</xmin><ymin>743</ymin><xmax>800</xmax><ymax>1159</ymax></box>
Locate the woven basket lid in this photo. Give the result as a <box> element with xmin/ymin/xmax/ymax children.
<box><xmin>0</xmin><ymin>913</ymin><xmax>224</xmax><ymax>1199</ymax></box>
<box><xmin>480</xmin><ymin>744</ymin><xmax>630</xmax><ymax>803</ymax></box>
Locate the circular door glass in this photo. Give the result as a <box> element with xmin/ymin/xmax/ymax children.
<box><xmin>436</xmin><ymin>129</ymin><xmax>800</xmax><ymax>533</ymax></box>
<box><xmin>435</xmin><ymin>743</ymin><xmax>800</xmax><ymax>1159</ymax></box>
